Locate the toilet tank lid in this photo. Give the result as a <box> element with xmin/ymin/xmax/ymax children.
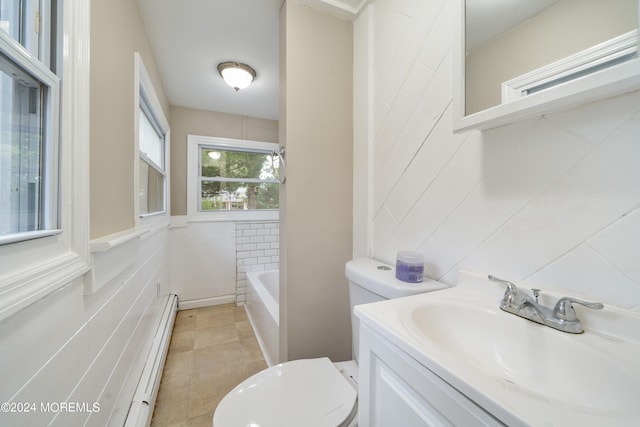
<box><xmin>345</xmin><ymin>257</ymin><xmax>449</xmax><ymax>299</ymax></box>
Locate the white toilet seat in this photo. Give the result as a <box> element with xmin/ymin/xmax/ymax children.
<box><xmin>213</xmin><ymin>357</ymin><xmax>357</xmax><ymax>427</ymax></box>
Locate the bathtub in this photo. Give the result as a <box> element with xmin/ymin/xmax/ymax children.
<box><xmin>245</xmin><ymin>270</ymin><xmax>279</xmax><ymax>366</ymax></box>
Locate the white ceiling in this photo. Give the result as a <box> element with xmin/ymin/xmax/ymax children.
<box><xmin>136</xmin><ymin>0</ymin><xmax>374</xmax><ymax>121</ymax></box>
<box><xmin>137</xmin><ymin>0</ymin><xmax>283</xmax><ymax>121</ymax></box>
<box><xmin>136</xmin><ymin>0</ymin><xmax>551</xmax><ymax>120</ymax></box>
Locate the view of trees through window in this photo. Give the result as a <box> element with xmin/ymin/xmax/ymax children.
<box><xmin>200</xmin><ymin>147</ymin><xmax>279</xmax><ymax>211</ymax></box>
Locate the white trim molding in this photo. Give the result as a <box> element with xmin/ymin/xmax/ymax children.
<box><xmin>453</xmin><ymin>0</ymin><xmax>640</xmax><ymax>133</ymax></box>
<box><xmin>502</xmin><ymin>30</ymin><xmax>639</xmax><ymax>103</ymax></box>
<box><xmin>186</xmin><ymin>134</ymin><xmax>280</xmax><ymax>222</ymax></box>
<box><xmin>134</xmin><ymin>52</ymin><xmax>171</xmax><ymax>223</ymax></box>
<box><xmin>0</xmin><ymin>0</ymin><xmax>91</xmax><ymax>322</ymax></box>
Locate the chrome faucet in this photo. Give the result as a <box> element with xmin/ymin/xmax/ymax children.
<box><xmin>488</xmin><ymin>275</ymin><xmax>603</xmax><ymax>334</ymax></box>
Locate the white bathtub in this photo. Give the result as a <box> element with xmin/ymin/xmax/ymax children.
<box><xmin>245</xmin><ymin>270</ymin><xmax>279</xmax><ymax>366</ymax></box>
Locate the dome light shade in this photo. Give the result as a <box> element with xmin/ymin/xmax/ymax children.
<box><xmin>217</xmin><ymin>61</ymin><xmax>256</xmax><ymax>91</ymax></box>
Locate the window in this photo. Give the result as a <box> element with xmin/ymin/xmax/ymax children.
<box><xmin>138</xmin><ymin>94</ymin><xmax>166</xmax><ymax>215</ymax></box>
<box><xmin>0</xmin><ymin>0</ymin><xmax>60</xmax><ymax>245</ymax></box>
<box><xmin>0</xmin><ymin>0</ymin><xmax>90</xmax><ymax>319</ymax></box>
<box><xmin>135</xmin><ymin>52</ymin><xmax>169</xmax><ymax>219</ymax></box>
<box><xmin>187</xmin><ymin>135</ymin><xmax>280</xmax><ymax>221</ymax></box>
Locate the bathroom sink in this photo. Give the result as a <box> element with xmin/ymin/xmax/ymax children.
<box><xmin>355</xmin><ymin>272</ymin><xmax>640</xmax><ymax>425</ymax></box>
<box><xmin>405</xmin><ymin>300</ymin><xmax>640</xmax><ymax>415</ymax></box>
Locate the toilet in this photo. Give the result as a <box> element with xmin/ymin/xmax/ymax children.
<box><xmin>213</xmin><ymin>257</ymin><xmax>448</xmax><ymax>426</ymax></box>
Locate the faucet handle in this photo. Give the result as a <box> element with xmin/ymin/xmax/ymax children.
<box><xmin>553</xmin><ymin>297</ymin><xmax>604</xmax><ymax>321</ymax></box>
<box><xmin>488</xmin><ymin>275</ymin><xmax>517</xmax><ymax>293</ymax></box>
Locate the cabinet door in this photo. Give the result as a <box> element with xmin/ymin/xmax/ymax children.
<box><xmin>359</xmin><ymin>324</ymin><xmax>504</xmax><ymax>427</ymax></box>
<box><xmin>370</xmin><ymin>356</ymin><xmax>453</xmax><ymax>426</ymax></box>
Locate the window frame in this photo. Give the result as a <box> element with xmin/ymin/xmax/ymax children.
<box><xmin>0</xmin><ymin>0</ymin><xmax>91</xmax><ymax>320</ymax></box>
<box><xmin>187</xmin><ymin>135</ymin><xmax>279</xmax><ymax>222</ymax></box>
<box><xmin>134</xmin><ymin>52</ymin><xmax>170</xmax><ymax>222</ymax></box>
<box><xmin>0</xmin><ymin>2</ymin><xmax>60</xmax><ymax>245</ymax></box>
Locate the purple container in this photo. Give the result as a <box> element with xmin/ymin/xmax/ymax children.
<box><xmin>395</xmin><ymin>251</ymin><xmax>424</xmax><ymax>283</ymax></box>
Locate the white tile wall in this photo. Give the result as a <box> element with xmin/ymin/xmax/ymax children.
<box><xmin>236</xmin><ymin>222</ymin><xmax>280</xmax><ymax>304</ymax></box>
<box><xmin>361</xmin><ymin>0</ymin><xmax>640</xmax><ymax>311</ymax></box>
<box><xmin>170</xmin><ymin>220</ymin><xmax>279</xmax><ymax>305</ymax></box>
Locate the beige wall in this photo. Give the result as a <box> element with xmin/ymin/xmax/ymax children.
<box><xmin>169</xmin><ymin>107</ymin><xmax>279</xmax><ymax>215</ymax></box>
<box><xmin>280</xmin><ymin>2</ymin><xmax>354</xmax><ymax>362</ymax></box>
<box><xmin>90</xmin><ymin>0</ymin><xmax>170</xmax><ymax>239</ymax></box>
<box><xmin>466</xmin><ymin>0</ymin><xmax>638</xmax><ymax>114</ymax></box>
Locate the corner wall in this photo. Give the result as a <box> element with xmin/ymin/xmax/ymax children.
<box><xmin>280</xmin><ymin>2</ymin><xmax>354</xmax><ymax>362</ymax></box>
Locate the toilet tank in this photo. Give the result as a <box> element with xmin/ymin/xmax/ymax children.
<box><xmin>345</xmin><ymin>257</ymin><xmax>449</xmax><ymax>361</ymax></box>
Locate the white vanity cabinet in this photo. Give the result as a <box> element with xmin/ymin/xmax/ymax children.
<box><xmin>357</xmin><ymin>323</ymin><xmax>504</xmax><ymax>427</ymax></box>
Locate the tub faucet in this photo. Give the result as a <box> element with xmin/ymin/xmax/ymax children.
<box><xmin>488</xmin><ymin>275</ymin><xmax>603</xmax><ymax>334</ymax></box>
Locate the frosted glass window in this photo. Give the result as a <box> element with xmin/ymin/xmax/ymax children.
<box><xmin>138</xmin><ymin>100</ymin><xmax>166</xmax><ymax>216</ymax></box>
<box><xmin>139</xmin><ymin>107</ymin><xmax>163</xmax><ymax>169</ymax></box>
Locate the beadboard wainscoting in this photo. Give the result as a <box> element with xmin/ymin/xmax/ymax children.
<box><xmin>0</xmin><ymin>224</ymin><xmax>171</xmax><ymax>427</ymax></box>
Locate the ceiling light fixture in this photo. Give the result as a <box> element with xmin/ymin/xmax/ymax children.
<box><xmin>217</xmin><ymin>61</ymin><xmax>256</xmax><ymax>91</ymax></box>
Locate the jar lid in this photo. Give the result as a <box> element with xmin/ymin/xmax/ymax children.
<box><xmin>397</xmin><ymin>251</ymin><xmax>424</xmax><ymax>263</ymax></box>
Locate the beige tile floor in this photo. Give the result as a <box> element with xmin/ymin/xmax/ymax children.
<box><xmin>151</xmin><ymin>304</ymin><xmax>267</xmax><ymax>427</ymax></box>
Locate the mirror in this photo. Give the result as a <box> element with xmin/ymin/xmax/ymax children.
<box><xmin>454</xmin><ymin>0</ymin><xmax>640</xmax><ymax>132</ymax></box>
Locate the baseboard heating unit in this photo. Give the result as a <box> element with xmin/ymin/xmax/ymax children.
<box><xmin>124</xmin><ymin>293</ymin><xmax>178</xmax><ymax>427</ymax></box>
